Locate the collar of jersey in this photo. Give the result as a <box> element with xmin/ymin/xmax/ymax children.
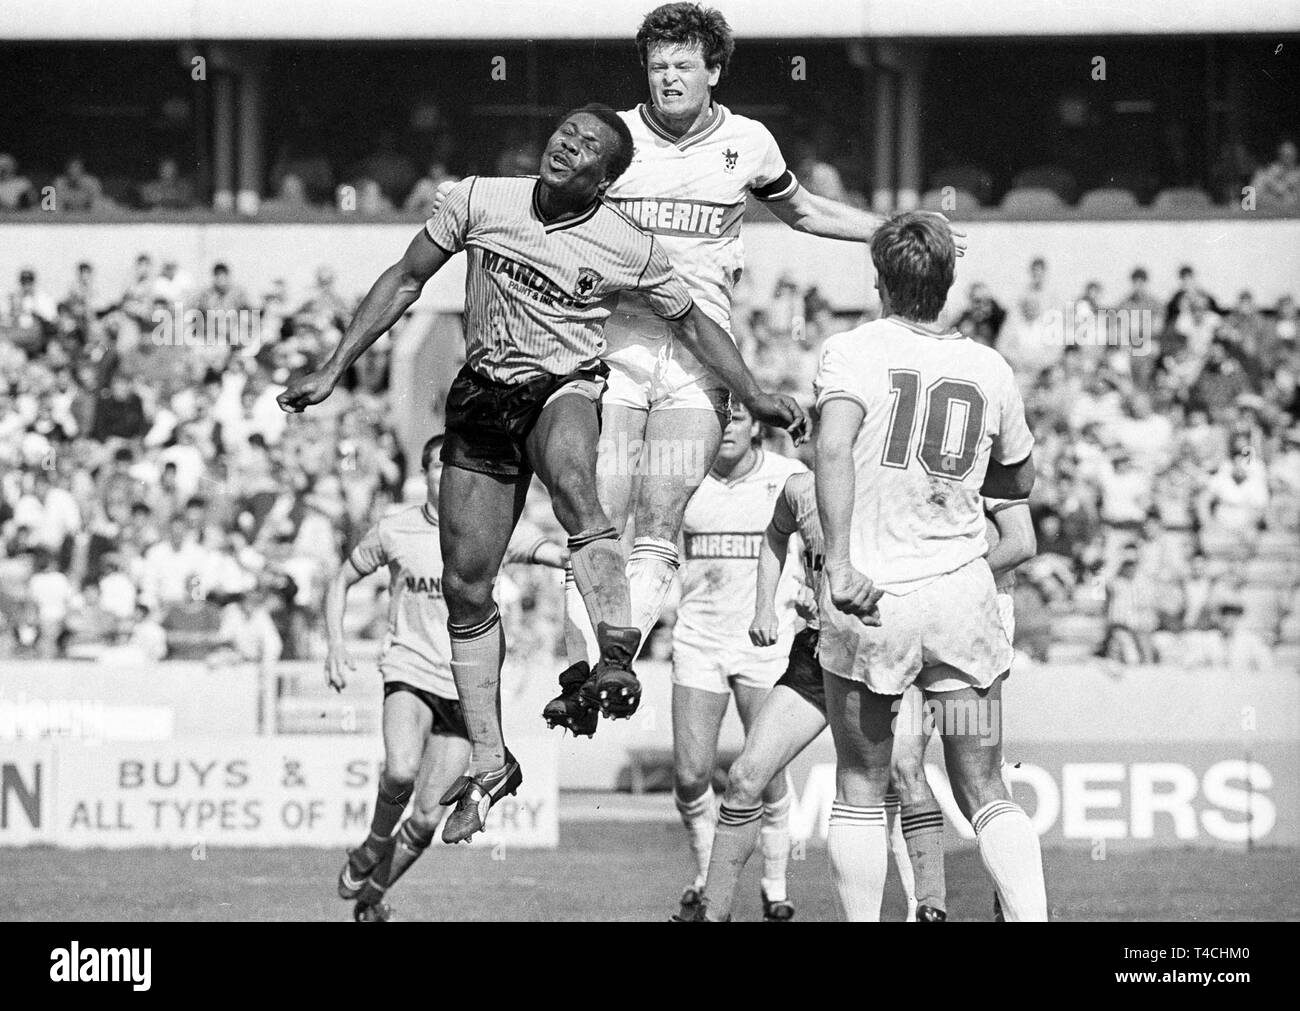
<box><xmin>421</xmin><ymin>503</ymin><xmax>439</xmax><ymax>526</ymax></box>
<box><xmin>711</xmin><ymin>448</ymin><xmax>763</xmax><ymax>487</ymax></box>
<box><xmin>888</xmin><ymin>315</ymin><xmax>965</xmax><ymax>340</ymax></box>
<box><xmin>531</xmin><ymin>178</ymin><xmax>601</xmax><ymax>232</ymax></box>
<box><xmin>640</xmin><ymin>102</ymin><xmax>725</xmax><ymax>150</ymax></box>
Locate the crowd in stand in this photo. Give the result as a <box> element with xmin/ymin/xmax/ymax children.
<box><xmin>2</xmin><ymin>134</ymin><xmax>1296</xmax><ymax>216</ymax></box>
<box><xmin>1</xmin><ymin>246</ymin><xmax>1298</xmax><ymax>673</ymax></box>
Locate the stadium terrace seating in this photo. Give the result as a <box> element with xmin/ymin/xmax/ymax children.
<box><xmin>927</xmin><ymin>163</ymin><xmax>994</xmax><ymax>206</ymax></box>
<box><xmin>920</xmin><ymin>187</ymin><xmax>981</xmax><ymax>213</ymax></box>
<box><xmin>1011</xmin><ymin>165</ymin><xmax>1078</xmax><ymax>204</ymax></box>
<box><xmin>1152</xmin><ymin>187</ymin><xmax>1214</xmax><ymax>212</ymax></box>
<box><xmin>1000</xmin><ymin>186</ymin><xmax>1066</xmax><ymax>212</ymax></box>
<box><xmin>1077</xmin><ymin>187</ymin><xmax>1141</xmax><ymax>213</ymax></box>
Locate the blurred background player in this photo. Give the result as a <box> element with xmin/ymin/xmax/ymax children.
<box><xmin>668</xmin><ymin>401</ymin><xmax>806</xmax><ymax>920</ymax></box>
<box><xmin>282</xmin><ymin>104</ymin><xmax>805</xmax><ymax>844</ymax></box>
<box><xmin>815</xmin><ymin>212</ymin><xmax>1047</xmax><ymax>922</ymax></box>
<box><xmin>325</xmin><ymin>434</ymin><xmax>565</xmax><ymax>921</ymax></box>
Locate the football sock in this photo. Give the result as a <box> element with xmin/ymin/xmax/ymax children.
<box><xmin>884</xmin><ymin>791</ymin><xmax>917</xmax><ymax>914</ymax></box>
<box><xmin>447</xmin><ymin>609</ymin><xmax>507</xmax><ymax>776</ymax></box>
<box><xmin>674</xmin><ymin>786</ymin><xmax>717</xmax><ymax>890</ymax></box>
<box><xmin>703</xmin><ymin>801</ymin><xmax>763</xmax><ymax>921</ymax></box>
<box><xmin>562</xmin><ymin>564</ymin><xmax>598</xmax><ymax>667</ymax></box>
<box><xmin>567</xmin><ymin>527</ymin><xmax>632</xmax><ymax>636</ymax></box>
<box><xmin>901</xmin><ymin>798</ymin><xmax>947</xmax><ymax>914</ymax></box>
<box><xmin>827</xmin><ymin>802</ymin><xmax>888</xmax><ymax>922</ymax></box>
<box><xmin>759</xmin><ymin>786</ymin><xmax>792</xmax><ymax>903</ymax></box>
<box><xmin>368</xmin><ymin>818</ymin><xmax>437</xmax><ymax>895</ymax></box>
<box><xmin>367</xmin><ymin>772</ymin><xmax>414</xmax><ymax>842</ymax></box>
<box><xmin>626</xmin><ymin>536</ymin><xmax>679</xmax><ymax>659</ymax></box>
<box><xmin>973</xmin><ymin>799</ymin><xmax>1048</xmax><ymax>922</ymax></box>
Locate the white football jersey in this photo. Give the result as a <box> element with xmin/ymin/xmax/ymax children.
<box><xmin>607</xmin><ymin>103</ymin><xmax>797</xmax><ymax>331</ymax></box>
<box><xmin>675</xmin><ymin>450</ymin><xmax>808</xmax><ymax>649</ymax></box>
<box><xmin>814</xmin><ymin>318</ymin><xmax>1034</xmax><ymax>595</ymax></box>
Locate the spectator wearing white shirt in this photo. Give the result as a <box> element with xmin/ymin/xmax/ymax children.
<box><xmin>27</xmin><ymin>549</ymin><xmax>74</xmax><ymax>657</ymax></box>
<box><xmin>139</xmin><ymin>516</ymin><xmax>210</xmax><ymax>612</ymax></box>
<box><xmin>10</xmin><ymin>470</ymin><xmax>81</xmax><ymax>560</ymax></box>
<box><xmin>1199</xmin><ymin>450</ymin><xmax>1269</xmax><ymax>546</ymax></box>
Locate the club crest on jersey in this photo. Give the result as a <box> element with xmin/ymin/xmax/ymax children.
<box><xmin>723</xmin><ymin>148</ymin><xmax>739</xmax><ymax>173</ymax></box>
<box><xmin>575</xmin><ymin>267</ymin><xmax>603</xmax><ymax>298</ymax></box>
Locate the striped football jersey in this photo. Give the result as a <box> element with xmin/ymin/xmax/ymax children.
<box><xmin>347</xmin><ymin>504</ymin><xmax>553</xmax><ymax>699</ymax></box>
<box><xmin>675</xmin><ymin>449</ymin><xmax>808</xmax><ymax>650</ymax></box>
<box><xmin>606</xmin><ymin>103</ymin><xmax>797</xmax><ymax>331</ymax></box>
<box><xmin>814</xmin><ymin>317</ymin><xmax>1035</xmax><ymax>595</ymax></box>
<box><xmin>425</xmin><ymin>175</ymin><xmax>694</xmax><ymax>384</ymax></box>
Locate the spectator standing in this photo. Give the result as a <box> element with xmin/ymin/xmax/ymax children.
<box><xmin>0</xmin><ymin>153</ymin><xmax>34</xmax><ymax>210</ymax></box>
<box><xmin>52</xmin><ymin>157</ymin><xmax>104</xmax><ymax>213</ymax></box>
<box><xmin>1250</xmin><ymin>139</ymin><xmax>1300</xmax><ymax>210</ymax></box>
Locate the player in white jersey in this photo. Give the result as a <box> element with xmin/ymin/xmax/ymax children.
<box><xmin>325</xmin><ymin>435</ymin><xmax>565</xmax><ymax>921</ymax></box>
<box><xmin>535</xmin><ymin>3</ymin><xmax>967</xmax><ymax>737</ymax></box>
<box><xmin>691</xmin><ymin>473</ymin><xmax>1036</xmax><ymax>921</ymax></box>
<box><xmin>668</xmin><ymin>401</ymin><xmax>807</xmax><ymax>920</ymax></box>
<box><xmin>815</xmin><ymin>211</ymin><xmax>1048</xmax><ymax>922</ymax></box>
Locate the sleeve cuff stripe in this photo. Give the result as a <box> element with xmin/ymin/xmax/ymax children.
<box><xmin>662</xmin><ymin>301</ymin><xmax>693</xmax><ymax>321</ymax></box>
<box><xmin>816</xmin><ymin>390</ymin><xmax>867</xmax><ymax>410</ymax></box>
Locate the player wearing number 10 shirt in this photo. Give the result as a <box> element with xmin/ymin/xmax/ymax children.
<box><xmin>814</xmin><ymin>211</ymin><xmax>1048</xmax><ymax>922</ymax></box>
<box><xmin>813</xmin><ymin>289</ymin><xmax>1034</xmax><ymax>693</ymax></box>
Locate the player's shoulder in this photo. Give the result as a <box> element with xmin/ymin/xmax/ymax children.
<box><xmin>956</xmin><ymin>334</ymin><xmax>1019</xmax><ymax>387</ymax></box>
<box><xmin>782</xmin><ymin>468</ymin><xmax>815</xmax><ymax>500</ymax></box>
<box><xmin>378</xmin><ymin>503</ymin><xmax>435</xmax><ymax>534</ymax></box>
<box><xmin>597</xmin><ymin>195</ymin><xmax>652</xmax><ymax>239</ymax></box>
<box><xmin>820</xmin><ymin>319</ymin><xmax>893</xmax><ymax>358</ymax></box>
<box><xmin>760</xmin><ymin>449</ymin><xmax>808</xmax><ymax>481</ymax></box>
<box><xmin>716</xmin><ymin>105</ymin><xmax>777</xmax><ymax>143</ymax></box>
<box><xmin>462</xmin><ymin>174</ymin><xmax>533</xmax><ymax>210</ymax></box>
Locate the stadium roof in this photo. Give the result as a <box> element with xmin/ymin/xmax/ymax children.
<box><xmin>2</xmin><ymin>0</ymin><xmax>1296</xmax><ymax>40</ymax></box>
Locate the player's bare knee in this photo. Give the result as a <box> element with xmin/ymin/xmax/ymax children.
<box><xmin>408</xmin><ymin>806</ymin><xmax>443</xmax><ymax>838</ymax></box>
<box><xmin>725</xmin><ymin>759</ymin><xmax>767</xmax><ymax>807</ymax></box>
<box><xmin>890</xmin><ymin>751</ymin><xmax>930</xmax><ymax>802</ymax></box>
<box><xmin>674</xmin><ymin>766</ymin><xmax>714</xmax><ymax>799</ymax></box>
<box><xmin>383</xmin><ymin>756</ymin><xmax>421</xmax><ymax>788</ymax></box>
<box><xmin>441</xmin><ymin>568</ymin><xmax>495</xmax><ymax>622</ymax></box>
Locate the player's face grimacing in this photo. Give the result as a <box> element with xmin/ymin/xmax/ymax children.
<box><xmin>715</xmin><ymin>402</ymin><xmax>760</xmax><ymax>467</ymax></box>
<box><xmin>539</xmin><ymin>113</ymin><xmax>619</xmax><ymax>199</ymax></box>
<box><xmin>645</xmin><ymin>42</ymin><xmax>719</xmax><ymax>120</ymax></box>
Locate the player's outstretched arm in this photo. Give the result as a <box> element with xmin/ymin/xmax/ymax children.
<box><xmin>981</xmin><ymin>452</ymin><xmax>1036</xmax><ymax>501</ymax></box>
<box><xmin>323</xmin><ymin>558</ymin><xmax>373</xmax><ymax>692</ymax></box>
<box><xmin>751</xmin><ymin>491</ymin><xmax>796</xmax><ymax>647</ymax></box>
<box><xmin>763</xmin><ymin>187</ymin><xmax>967</xmax><ymax>256</ymax></box>
<box><xmin>816</xmin><ymin>399</ymin><xmax>882</xmax><ymax>625</ymax></box>
<box><xmin>667</xmin><ymin>305</ymin><xmax>809</xmax><ymax>444</ymax></box>
<box><xmin>504</xmin><ymin>519</ymin><xmax>569</xmax><ymax>570</ymax></box>
<box><xmin>278</xmin><ymin>230</ymin><xmax>450</xmax><ymax>414</ymax></box>
<box><xmin>987</xmin><ymin>500</ymin><xmax>1036</xmax><ymax>578</ymax></box>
